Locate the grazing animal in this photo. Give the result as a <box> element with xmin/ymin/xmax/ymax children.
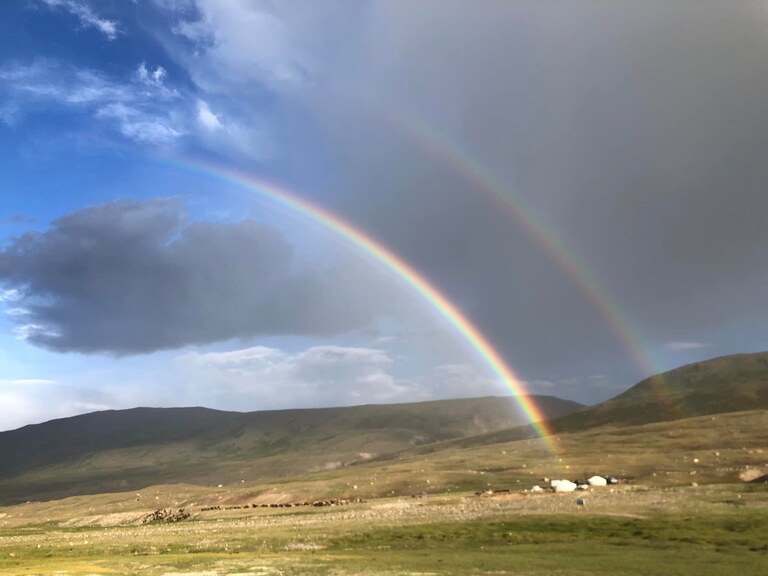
<box><xmin>576</xmin><ymin>498</ymin><xmax>586</xmax><ymax>509</ymax></box>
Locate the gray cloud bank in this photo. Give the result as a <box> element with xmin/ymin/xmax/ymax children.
<box><xmin>283</xmin><ymin>0</ymin><xmax>768</xmax><ymax>382</ymax></box>
<box><xmin>4</xmin><ymin>1</ymin><xmax>768</xmax><ymax>399</ymax></box>
<box><xmin>0</xmin><ymin>199</ymin><xmax>382</xmax><ymax>354</ymax></box>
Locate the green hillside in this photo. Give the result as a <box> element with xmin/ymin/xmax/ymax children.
<box><xmin>551</xmin><ymin>351</ymin><xmax>768</xmax><ymax>432</ymax></box>
<box><xmin>0</xmin><ymin>395</ymin><xmax>581</xmax><ymax>504</ymax></box>
<box><xmin>3</xmin><ymin>351</ymin><xmax>767</xmax><ymax>506</ymax></box>
<box><xmin>423</xmin><ymin>351</ymin><xmax>768</xmax><ymax>450</ymax></box>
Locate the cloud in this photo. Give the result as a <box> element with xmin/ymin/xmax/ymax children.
<box><xmin>0</xmin><ymin>58</ymin><xmax>274</xmax><ymax>157</ymax></box>
<box><xmin>418</xmin><ymin>364</ymin><xmax>500</xmax><ymax>399</ymax></box>
<box><xmin>0</xmin><ymin>199</ymin><xmax>386</xmax><ymax>355</ymax></box>
<box><xmin>176</xmin><ymin>344</ymin><xmax>407</xmax><ymax>408</ymax></box>
<box><xmin>0</xmin><ymin>378</ymin><xmax>114</xmax><ymax>431</ymax></box>
<box><xmin>0</xmin><ymin>289</ymin><xmax>22</xmax><ymax>302</ymax></box>
<box><xmin>527</xmin><ymin>379</ymin><xmax>557</xmax><ymax>390</ymax></box>
<box><xmin>0</xmin><ymin>379</ymin><xmax>57</xmax><ymax>386</ymax></box>
<box><xmin>96</xmin><ymin>102</ymin><xmax>183</xmax><ymax>144</ymax></box>
<box><xmin>145</xmin><ymin>1</ymin><xmax>645</xmax><ymax>383</ymax></box>
<box><xmin>0</xmin><ymin>60</ymin><xmax>184</xmax><ymax>146</ymax></box>
<box><xmin>5</xmin><ymin>1</ymin><xmax>768</xmax><ymax>409</ymax></box>
<box><xmin>192</xmin><ymin>97</ymin><xmax>274</xmax><ymax>158</ymax></box>
<box><xmin>135</xmin><ymin>62</ymin><xmax>167</xmax><ymax>86</ymax></box>
<box><xmin>195</xmin><ymin>345</ymin><xmax>284</xmax><ymax>368</ymax></box>
<box><xmin>666</xmin><ymin>341</ymin><xmax>710</xmax><ymax>351</ymax></box>
<box><xmin>39</xmin><ymin>0</ymin><xmax>119</xmax><ymax>40</ymax></box>
<box><xmin>196</xmin><ymin>99</ymin><xmax>222</xmax><ymax>130</ymax></box>
<box><xmin>264</xmin><ymin>0</ymin><xmax>768</xmax><ymax>390</ymax></box>
<box><xmin>4</xmin><ymin>307</ymin><xmax>30</xmax><ymax>317</ymax></box>
<box><xmin>168</xmin><ymin>0</ymin><xmax>313</xmax><ymax>92</ymax></box>
<box><xmin>144</xmin><ymin>0</ymin><xmax>347</xmax><ymax>158</ymax></box>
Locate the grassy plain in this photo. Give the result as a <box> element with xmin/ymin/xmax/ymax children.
<box><xmin>0</xmin><ymin>484</ymin><xmax>766</xmax><ymax>575</ymax></box>
<box><xmin>0</xmin><ymin>396</ymin><xmax>582</xmax><ymax>505</ymax></box>
<box><xmin>1</xmin><ymin>409</ymin><xmax>767</xmax><ymax>575</ymax></box>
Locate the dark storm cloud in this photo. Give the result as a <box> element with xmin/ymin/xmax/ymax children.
<box><xmin>0</xmin><ymin>198</ymin><xmax>382</xmax><ymax>354</ymax></box>
<box><xmin>285</xmin><ymin>0</ymin><xmax>768</xmax><ymax>390</ymax></box>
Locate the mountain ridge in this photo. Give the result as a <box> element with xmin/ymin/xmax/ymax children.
<box><xmin>438</xmin><ymin>351</ymin><xmax>768</xmax><ymax>450</ymax></box>
<box><xmin>3</xmin><ymin>351</ymin><xmax>768</xmax><ymax>505</ymax></box>
<box><xmin>0</xmin><ymin>394</ymin><xmax>582</xmax><ymax>504</ymax></box>
<box><xmin>550</xmin><ymin>350</ymin><xmax>768</xmax><ymax>432</ymax></box>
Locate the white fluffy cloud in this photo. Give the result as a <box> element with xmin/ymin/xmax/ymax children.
<box><xmin>40</xmin><ymin>0</ymin><xmax>119</xmax><ymax>40</ymax></box>
<box><xmin>135</xmin><ymin>62</ymin><xmax>167</xmax><ymax>86</ymax></box>
<box><xmin>196</xmin><ymin>99</ymin><xmax>222</xmax><ymax>130</ymax></box>
<box><xmin>0</xmin><ymin>379</ymin><xmax>113</xmax><ymax>431</ymax></box>
<box><xmin>0</xmin><ymin>60</ymin><xmax>183</xmax><ymax>146</ymax></box>
<box><xmin>0</xmin><ymin>346</ymin><xmax>518</xmax><ymax>431</ymax></box>
<box><xmin>145</xmin><ymin>0</ymin><xmax>347</xmax><ymax>158</ymax></box>
<box><xmin>0</xmin><ymin>56</ymin><xmax>277</xmax><ymax>157</ymax></box>
<box><xmin>168</xmin><ymin>0</ymin><xmax>314</xmax><ymax>93</ymax></box>
<box><xmin>176</xmin><ymin>344</ymin><xmax>410</xmax><ymax>409</ymax></box>
<box><xmin>96</xmin><ymin>102</ymin><xmax>182</xmax><ymax>145</ymax></box>
<box><xmin>173</xmin><ymin>345</ymin><xmax>540</xmax><ymax>412</ymax></box>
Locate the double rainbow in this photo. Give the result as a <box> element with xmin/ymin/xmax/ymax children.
<box><xmin>391</xmin><ymin>118</ymin><xmax>680</xmax><ymax>417</ymax></box>
<box><xmin>167</xmin><ymin>158</ymin><xmax>557</xmax><ymax>452</ymax></box>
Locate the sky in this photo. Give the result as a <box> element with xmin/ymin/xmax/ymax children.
<box><xmin>1</xmin><ymin>1</ymin><xmax>768</xmax><ymax>431</ymax></box>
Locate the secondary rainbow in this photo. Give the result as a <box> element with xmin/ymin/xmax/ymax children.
<box><xmin>165</xmin><ymin>157</ymin><xmax>558</xmax><ymax>452</ymax></box>
<box><xmin>393</xmin><ymin>118</ymin><xmax>686</xmax><ymax>417</ymax></box>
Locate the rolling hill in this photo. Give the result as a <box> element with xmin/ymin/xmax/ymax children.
<box><xmin>549</xmin><ymin>351</ymin><xmax>768</xmax><ymax>432</ymax></box>
<box><xmin>448</xmin><ymin>351</ymin><xmax>768</xmax><ymax>449</ymax></box>
<box><xmin>0</xmin><ymin>395</ymin><xmax>581</xmax><ymax>504</ymax></box>
<box><xmin>2</xmin><ymin>351</ymin><xmax>767</xmax><ymax>505</ymax></box>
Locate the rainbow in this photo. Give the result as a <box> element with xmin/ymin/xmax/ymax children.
<box><xmin>346</xmin><ymin>93</ymin><xmax>662</xmax><ymax>378</ymax></box>
<box><xmin>370</xmin><ymin>112</ymin><xmax>654</xmax><ymax>376</ymax></box>
<box><xmin>163</xmin><ymin>157</ymin><xmax>559</xmax><ymax>453</ymax></box>
<box><xmin>388</xmin><ymin>118</ymin><xmax>679</xmax><ymax>407</ymax></box>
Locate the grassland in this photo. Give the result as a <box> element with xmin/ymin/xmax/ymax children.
<box><xmin>0</xmin><ymin>484</ymin><xmax>766</xmax><ymax>575</ymax></box>
<box><xmin>0</xmin><ymin>396</ymin><xmax>582</xmax><ymax>505</ymax></box>
<box><xmin>4</xmin><ymin>350</ymin><xmax>768</xmax><ymax>509</ymax></box>
<box><xmin>1</xmin><ymin>409</ymin><xmax>766</xmax><ymax>575</ymax></box>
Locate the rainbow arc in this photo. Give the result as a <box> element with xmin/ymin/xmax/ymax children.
<box><xmin>165</xmin><ymin>158</ymin><xmax>559</xmax><ymax>454</ymax></box>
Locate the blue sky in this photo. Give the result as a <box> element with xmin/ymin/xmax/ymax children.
<box><xmin>2</xmin><ymin>1</ymin><xmax>768</xmax><ymax>430</ymax></box>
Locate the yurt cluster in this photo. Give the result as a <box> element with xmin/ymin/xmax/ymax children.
<box><xmin>529</xmin><ymin>475</ymin><xmax>619</xmax><ymax>493</ymax></box>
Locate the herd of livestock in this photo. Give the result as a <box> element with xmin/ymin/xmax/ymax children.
<box><xmin>141</xmin><ymin>476</ymin><xmax>621</xmax><ymax>523</ymax></box>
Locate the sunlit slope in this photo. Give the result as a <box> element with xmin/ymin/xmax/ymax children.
<box><xmin>1</xmin><ymin>408</ymin><xmax>765</xmax><ymax>528</ymax></box>
<box><xmin>453</xmin><ymin>351</ymin><xmax>768</xmax><ymax>450</ymax></box>
<box><xmin>4</xmin><ymin>352</ymin><xmax>765</xmax><ymax>506</ymax></box>
<box><xmin>552</xmin><ymin>351</ymin><xmax>768</xmax><ymax>432</ymax></box>
<box><xmin>0</xmin><ymin>395</ymin><xmax>581</xmax><ymax>504</ymax></box>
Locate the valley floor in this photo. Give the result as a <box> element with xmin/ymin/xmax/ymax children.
<box><xmin>1</xmin><ymin>482</ymin><xmax>766</xmax><ymax>575</ymax></box>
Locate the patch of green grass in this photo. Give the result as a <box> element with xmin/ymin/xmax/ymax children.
<box><xmin>325</xmin><ymin>513</ymin><xmax>768</xmax><ymax>575</ymax></box>
<box><xmin>334</xmin><ymin>513</ymin><xmax>768</xmax><ymax>550</ymax></box>
<box><xmin>3</xmin><ymin>489</ymin><xmax>767</xmax><ymax>575</ymax></box>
